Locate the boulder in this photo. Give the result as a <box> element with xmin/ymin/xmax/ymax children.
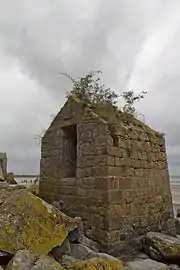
<box><xmin>144</xmin><ymin>232</ymin><xmax>180</xmax><ymax>263</ymax></box>
<box><xmin>70</xmin><ymin>257</ymin><xmax>125</xmax><ymax>269</ymax></box>
<box><xmin>126</xmin><ymin>259</ymin><xmax>169</xmax><ymax>270</ymax></box>
<box><xmin>0</xmin><ymin>189</ymin><xmax>78</xmax><ymax>255</ymax></box>
<box><xmin>6</xmin><ymin>250</ymin><xmax>65</xmax><ymax>270</ymax></box>
<box><xmin>31</xmin><ymin>255</ymin><xmax>64</xmax><ymax>270</ymax></box>
<box><xmin>6</xmin><ymin>250</ymin><xmax>36</xmax><ymax>270</ymax></box>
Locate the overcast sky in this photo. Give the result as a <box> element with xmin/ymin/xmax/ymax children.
<box><xmin>0</xmin><ymin>0</ymin><xmax>180</xmax><ymax>175</ymax></box>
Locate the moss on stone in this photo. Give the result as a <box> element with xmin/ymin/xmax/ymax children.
<box><xmin>70</xmin><ymin>257</ymin><xmax>125</xmax><ymax>270</ymax></box>
<box><xmin>0</xmin><ymin>190</ymin><xmax>78</xmax><ymax>255</ymax></box>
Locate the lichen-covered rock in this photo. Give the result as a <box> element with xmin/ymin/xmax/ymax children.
<box><xmin>31</xmin><ymin>255</ymin><xmax>65</xmax><ymax>269</ymax></box>
<box><xmin>0</xmin><ymin>190</ymin><xmax>78</xmax><ymax>255</ymax></box>
<box><xmin>27</xmin><ymin>184</ymin><xmax>39</xmax><ymax>196</ymax></box>
<box><xmin>61</xmin><ymin>255</ymin><xmax>77</xmax><ymax>269</ymax></box>
<box><xmin>126</xmin><ymin>259</ymin><xmax>169</xmax><ymax>270</ymax></box>
<box><xmin>70</xmin><ymin>257</ymin><xmax>125</xmax><ymax>269</ymax></box>
<box><xmin>144</xmin><ymin>232</ymin><xmax>180</xmax><ymax>262</ymax></box>
<box><xmin>6</xmin><ymin>250</ymin><xmax>36</xmax><ymax>270</ymax></box>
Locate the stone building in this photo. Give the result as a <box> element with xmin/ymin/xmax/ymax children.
<box><xmin>39</xmin><ymin>97</ymin><xmax>175</xmax><ymax>252</ymax></box>
<box><xmin>0</xmin><ymin>153</ymin><xmax>7</xmax><ymax>180</ymax></box>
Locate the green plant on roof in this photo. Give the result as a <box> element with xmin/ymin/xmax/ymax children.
<box><xmin>60</xmin><ymin>70</ymin><xmax>147</xmax><ymax>118</ymax></box>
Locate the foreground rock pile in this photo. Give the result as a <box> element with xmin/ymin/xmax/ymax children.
<box><xmin>0</xmin><ymin>183</ymin><xmax>180</xmax><ymax>269</ymax></box>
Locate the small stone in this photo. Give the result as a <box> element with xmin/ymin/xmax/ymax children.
<box><xmin>126</xmin><ymin>259</ymin><xmax>169</xmax><ymax>270</ymax></box>
<box><xmin>70</xmin><ymin>243</ymin><xmax>96</xmax><ymax>260</ymax></box>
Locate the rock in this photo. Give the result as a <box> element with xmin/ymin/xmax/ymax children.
<box><xmin>70</xmin><ymin>243</ymin><xmax>96</xmax><ymax>260</ymax></box>
<box><xmin>144</xmin><ymin>232</ymin><xmax>180</xmax><ymax>263</ymax></box>
<box><xmin>52</xmin><ymin>201</ymin><xmax>64</xmax><ymax>211</ymax></box>
<box><xmin>6</xmin><ymin>250</ymin><xmax>36</xmax><ymax>270</ymax></box>
<box><xmin>6</xmin><ymin>250</ymin><xmax>65</xmax><ymax>270</ymax></box>
<box><xmin>27</xmin><ymin>184</ymin><xmax>39</xmax><ymax>196</ymax></box>
<box><xmin>175</xmin><ymin>219</ymin><xmax>180</xmax><ymax>235</ymax></box>
<box><xmin>126</xmin><ymin>259</ymin><xmax>170</xmax><ymax>270</ymax></box>
<box><xmin>96</xmin><ymin>253</ymin><xmax>122</xmax><ymax>263</ymax></box>
<box><xmin>133</xmin><ymin>252</ymin><xmax>150</xmax><ymax>261</ymax></box>
<box><xmin>0</xmin><ymin>189</ymin><xmax>78</xmax><ymax>255</ymax></box>
<box><xmin>31</xmin><ymin>255</ymin><xmax>64</xmax><ymax>269</ymax></box>
<box><xmin>78</xmin><ymin>234</ymin><xmax>100</xmax><ymax>252</ymax></box>
<box><xmin>68</xmin><ymin>220</ymin><xmax>84</xmax><ymax>243</ymax></box>
<box><xmin>0</xmin><ymin>184</ymin><xmax>15</xmax><ymax>204</ymax></box>
<box><xmin>70</xmin><ymin>257</ymin><xmax>125</xmax><ymax>269</ymax></box>
<box><xmin>61</xmin><ymin>255</ymin><xmax>77</xmax><ymax>269</ymax></box>
<box><xmin>50</xmin><ymin>238</ymin><xmax>71</xmax><ymax>262</ymax></box>
<box><xmin>169</xmin><ymin>265</ymin><xmax>180</xmax><ymax>270</ymax></box>
<box><xmin>177</xmin><ymin>208</ymin><xmax>180</xmax><ymax>218</ymax></box>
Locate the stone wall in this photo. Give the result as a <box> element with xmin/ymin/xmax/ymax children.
<box><xmin>39</xmin><ymin>99</ymin><xmax>175</xmax><ymax>252</ymax></box>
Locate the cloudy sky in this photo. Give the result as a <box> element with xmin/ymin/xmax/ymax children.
<box><xmin>0</xmin><ymin>0</ymin><xmax>180</xmax><ymax>175</ymax></box>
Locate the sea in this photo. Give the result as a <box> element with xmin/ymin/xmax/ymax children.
<box><xmin>170</xmin><ymin>176</ymin><xmax>180</xmax><ymax>215</ymax></box>
<box><xmin>15</xmin><ymin>176</ymin><xmax>38</xmax><ymax>186</ymax></box>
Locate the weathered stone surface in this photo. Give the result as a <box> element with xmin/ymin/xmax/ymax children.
<box><xmin>0</xmin><ymin>189</ymin><xmax>78</xmax><ymax>255</ymax></box>
<box><xmin>78</xmin><ymin>234</ymin><xmax>100</xmax><ymax>252</ymax></box>
<box><xmin>69</xmin><ymin>257</ymin><xmax>125</xmax><ymax>269</ymax></box>
<box><xmin>39</xmin><ymin>97</ymin><xmax>174</xmax><ymax>251</ymax></box>
<box><xmin>61</xmin><ymin>255</ymin><xmax>77</xmax><ymax>269</ymax></box>
<box><xmin>169</xmin><ymin>265</ymin><xmax>180</xmax><ymax>270</ymax></box>
<box><xmin>0</xmin><ymin>183</ymin><xmax>25</xmax><ymax>205</ymax></box>
<box><xmin>68</xmin><ymin>219</ymin><xmax>84</xmax><ymax>243</ymax></box>
<box><xmin>6</xmin><ymin>250</ymin><xmax>36</xmax><ymax>270</ymax></box>
<box><xmin>126</xmin><ymin>259</ymin><xmax>169</xmax><ymax>270</ymax></box>
<box><xmin>50</xmin><ymin>238</ymin><xmax>71</xmax><ymax>262</ymax></box>
<box><xmin>144</xmin><ymin>232</ymin><xmax>180</xmax><ymax>262</ymax></box>
<box><xmin>70</xmin><ymin>243</ymin><xmax>96</xmax><ymax>260</ymax></box>
<box><xmin>31</xmin><ymin>255</ymin><xmax>64</xmax><ymax>270</ymax></box>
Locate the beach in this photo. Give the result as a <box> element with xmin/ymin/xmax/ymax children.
<box><xmin>171</xmin><ymin>177</ymin><xmax>180</xmax><ymax>216</ymax></box>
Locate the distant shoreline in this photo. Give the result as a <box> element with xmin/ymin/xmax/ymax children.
<box><xmin>14</xmin><ymin>175</ymin><xmax>39</xmax><ymax>178</ymax></box>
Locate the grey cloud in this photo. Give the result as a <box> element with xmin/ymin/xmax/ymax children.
<box><xmin>0</xmin><ymin>0</ymin><xmax>179</xmax><ymax>173</ymax></box>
